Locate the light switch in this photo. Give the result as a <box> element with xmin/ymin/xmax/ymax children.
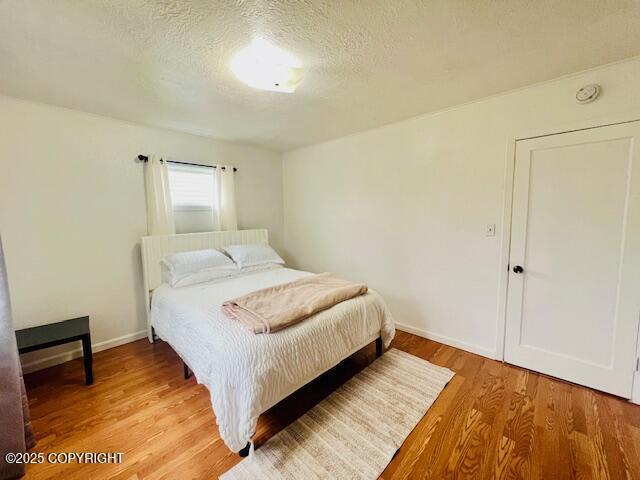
<box><xmin>486</xmin><ymin>224</ymin><xmax>496</xmax><ymax>237</ymax></box>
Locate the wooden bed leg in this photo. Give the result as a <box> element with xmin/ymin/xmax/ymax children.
<box><xmin>183</xmin><ymin>362</ymin><xmax>191</xmax><ymax>380</ymax></box>
<box><xmin>238</xmin><ymin>442</ymin><xmax>251</xmax><ymax>457</ymax></box>
<box><xmin>375</xmin><ymin>336</ymin><xmax>383</xmax><ymax>357</ymax></box>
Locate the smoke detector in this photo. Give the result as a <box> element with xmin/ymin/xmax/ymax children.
<box><xmin>576</xmin><ymin>84</ymin><xmax>601</xmax><ymax>104</ymax></box>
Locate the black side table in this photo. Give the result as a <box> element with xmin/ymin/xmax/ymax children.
<box><xmin>16</xmin><ymin>316</ymin><xmax>93</xmax><ymax>385</ymax></box>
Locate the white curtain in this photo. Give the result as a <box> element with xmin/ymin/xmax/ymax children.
<box><xmin>144</xmin><ymin>155</ymin><xmax>175</xmax><ymax>235</ymax></box>
<box><xmin>214</xmin><ymin>166</ymin><xmax>238</xmax><ymax>231</ymax></box>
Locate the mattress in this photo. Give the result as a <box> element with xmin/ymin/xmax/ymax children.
<box><xmin>150</xmin><ymin>267</ymin><xmax>396</xmax><ymax>452</ymax></box>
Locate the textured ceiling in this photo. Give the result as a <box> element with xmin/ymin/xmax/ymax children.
<box><xmin>1</xmin><ymin>1</ymin><xmax>640</xmax><ymax>151</ymax></box>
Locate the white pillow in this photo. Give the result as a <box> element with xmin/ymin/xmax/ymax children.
<box><xmin>224</xmin><ymin>244</ymin><xmax>285</xmax><ymax>269</ymax></box>
<box><xmin>162</xmin><ymin>249</ymin><xmax>236</xmax><ymax>275</ymax></box>
<box><xmin>238</xmin><ymin>263</ymin><xmax>284</xmax><ymax>274</ymax></box>
<box><xmin>162</xmin><ymin>249</ymin><xmax>237</xmax><ymax>287</ymax></box>
<box><xmin>166</xmin><ymin>267</ymin><xmax>237</xmax><ymax>288</ymax></box>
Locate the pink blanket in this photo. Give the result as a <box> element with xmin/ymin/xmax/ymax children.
<box><xmin>221</xmin><ymin>273</ymin><xmax>368</xmax><ymax>334</ymax></box>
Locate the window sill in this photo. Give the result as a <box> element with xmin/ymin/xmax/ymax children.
<box><xmin>173</xmin><ymin>206</ymin><xmax>215</xmax><ymax>212</ymax></box>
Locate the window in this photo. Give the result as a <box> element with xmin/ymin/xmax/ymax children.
<box><xmin>167</xmin><ymin>162</ymin><xmax>216</xmax><ymax>233</ymax></box>
<box><xmin>167</xmin><ymin>162</ymin><xmax>215</xmax><ymax>210</ymax></box>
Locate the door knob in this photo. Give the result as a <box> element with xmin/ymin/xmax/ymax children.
<box><xmin>513</xmin><ymin>265</ymin><xmax>524</xmax><ymax>274</ymax></box>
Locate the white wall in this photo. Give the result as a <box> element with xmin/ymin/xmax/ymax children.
<box><xmin>282</xmin><ymin>58</ymin><xmax>640</xmax><ymax>367</ymax></box>
<box><xmin>0</xmin><ymin>96</ymin><xmax>283</xmax><ymax>371</ymax></box>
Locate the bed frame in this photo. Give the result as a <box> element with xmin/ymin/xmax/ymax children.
<box><xmin>140</xmin><ymin>229</ymin><xmax>384</xmax><ymax>457</ymax></box>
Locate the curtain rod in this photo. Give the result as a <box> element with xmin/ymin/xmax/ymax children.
<box><xmin>137</xmin><ymin>155</ymin><xmax>237</xmax><ymax>172</ymax></box>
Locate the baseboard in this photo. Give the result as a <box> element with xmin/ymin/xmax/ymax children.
<box><xmin>395</xmin><ymin>322</ymin><xmax>496</xmax><ymax>359</ymax></box>
<box><xmin>20</xmin><ymin>330</ymin><xmax>148</xmax><ymax>374</ymax></box>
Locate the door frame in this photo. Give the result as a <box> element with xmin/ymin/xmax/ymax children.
<box><xmin>495</xmin><ymin>115</ymin><xmax>640</xmax><ymax>404</ymax></box>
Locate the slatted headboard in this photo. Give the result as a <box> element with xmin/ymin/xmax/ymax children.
<box><xmin>141</xmin><ymin>229</ymin><xmax>269</xmax><ymax>342</ymax></box>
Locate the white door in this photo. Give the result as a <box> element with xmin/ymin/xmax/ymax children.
<box><xmin>505</xmin><ymin>121</ymin><xmax>640</xmax><ymax>398</ymax></box>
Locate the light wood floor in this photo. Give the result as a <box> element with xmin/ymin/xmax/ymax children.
<box><xmin>23</xmin><ymin>330</ymin><xmax>640</xmax><ymax>479</ymax></box>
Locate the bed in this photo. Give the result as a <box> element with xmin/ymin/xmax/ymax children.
<box><xmin>141</xmin><ymin>230</ymin><xmax>395</xmax><ymax>455</ymax></box>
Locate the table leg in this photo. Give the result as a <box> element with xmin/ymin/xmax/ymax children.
<box><xmin>81</xmin><ymin>333</ymin><xmax>93</xmax><ymax>385</ymax></box>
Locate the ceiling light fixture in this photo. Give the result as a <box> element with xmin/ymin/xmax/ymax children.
<box><xmin>230</xmin><ymin>38</ymin><xmax>303</xmax><ymax>93</ymax></box>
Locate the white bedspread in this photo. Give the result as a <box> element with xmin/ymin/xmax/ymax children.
<box><xmin>150</xmin><ymin>267</ymin><xmax>396</xmax><ymax>452</ymax></box>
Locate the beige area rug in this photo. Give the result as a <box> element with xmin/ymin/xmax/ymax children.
<box><xmin>220</xmin><ymin>348</ymin><xmax>454</xmax><ymax>480</ymax></box>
